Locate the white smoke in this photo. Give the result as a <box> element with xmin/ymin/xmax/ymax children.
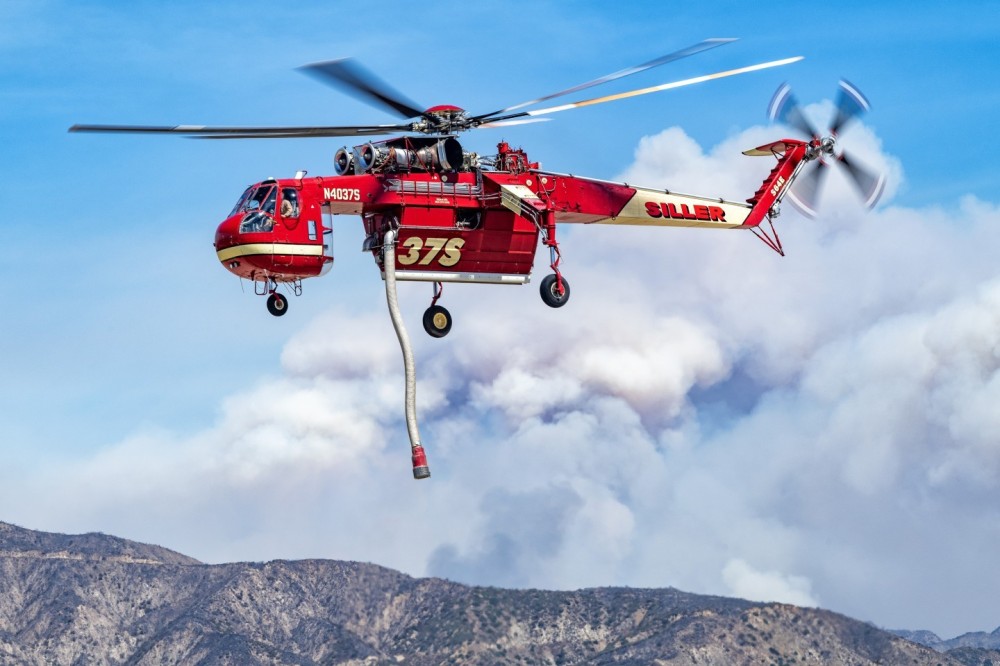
<box><xmin>6</xmin><ymin>116</ymin><xmax>1000</xmax><ymax>638</ymax></box>
<box><xmin>723</xmin><ymin>559</ymin><xmax>817</xmax><ymax>607</ymax></box>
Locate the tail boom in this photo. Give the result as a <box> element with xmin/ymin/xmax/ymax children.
<box><xmin>542</xmin><ymin>138</ymin><xmax>810</xmax><ymax>232</ymax></box>
<box><xmin>544</xmin><ymin>173</ymin><xmax>753</xmax><ymax>228</ymax></box>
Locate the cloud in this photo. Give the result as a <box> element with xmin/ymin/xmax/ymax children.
<box><xmin>6</xmin><ymin>115</ymin><xmax>1000</xmax><ymax>639</ymax></box>
<box><xmin>722</xmin><ymin>558</ymin><xmax>817</xmax><ymax>607</ymax></box>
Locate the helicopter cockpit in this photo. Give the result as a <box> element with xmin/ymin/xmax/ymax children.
<box><xmin>231</xmin><ymin>182</ymin><xmax>303</xmax><ymax>234</ymax></box>
<box><xmin>231</xmin><ymin>183</ymin><xmax>277</xmax><ymax>233</ymax></box>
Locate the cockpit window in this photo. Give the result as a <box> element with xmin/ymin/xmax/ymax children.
<box><xmin>261</xmin><ymin>187</ymin><xmax>277</xmax><ymax>215</ymax></box>
<box><xmin>233</xmin><ymin>184</ymin><xmax>276</xmax><ymax>215</ymax></box>
<box><xmin>238</xmin><ymin>184</ymin><xmax>277</xmax><ymax>233</ymax></box>
<box><xmin>229</xmin><ymin>186</ymin><xmax>253</xmax><ymax>217</ymax></box>
<box><xmin>280</xmin><ymin>188</ymin><xmax>300</xmax><ymax>218</ymax></box>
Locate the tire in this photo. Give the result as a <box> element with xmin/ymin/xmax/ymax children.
<box><xmin>539</xmin><ymin>274</ymin><xmax>570</xmax><ymax>308</ymax></box>
<box><xmin>267</xmin><ymin>293</ymin><xmax>288</xmax><ymax>317</ymax></box>
<box><xmin>423</xmin><ymin>305</ymin><xmax>452</xmax><ymax>338</ymax></box>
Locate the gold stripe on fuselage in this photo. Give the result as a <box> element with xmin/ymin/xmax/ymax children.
<box><xmin>216</xmin><ymin>243</ymin><xmax>324</xmax><ymax>262</ymax></box>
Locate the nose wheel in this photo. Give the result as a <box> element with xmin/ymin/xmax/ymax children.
<box><xmin>267</xmin><ymin>292</ymin><xmax>288</xmax><ymax>317</ymax></box>
<box><xmin>255</xmin><ymin>277</ymin><xmax>300</xmax><ymax>317</ymax></box>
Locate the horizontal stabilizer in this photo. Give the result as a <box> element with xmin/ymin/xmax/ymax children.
<box><xmin>743</xmin><ymin>141</ymin><xmax>788</xmax><ymax>156</ymax></box>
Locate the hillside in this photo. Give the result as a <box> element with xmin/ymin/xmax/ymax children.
<box><xmin>0</xmin><ymin>521</ymin><xmax>988</xmax><ymax>665</ymax></box>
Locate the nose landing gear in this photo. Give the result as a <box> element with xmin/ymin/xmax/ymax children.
<box><xmin>256</xmin><ymin>277</ymin><xmax>301</xmax><ymax>317</ymax></box>
<box><xmin>266</xmin><ymin>292</ymin><xmax>288</xmax><ymax>317</ymax></box>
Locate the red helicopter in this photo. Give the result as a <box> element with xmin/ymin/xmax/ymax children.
<box><xmin>70</xmin><ymin>40</ymin><xmax>884</xmax><ymax>479</ymax></box>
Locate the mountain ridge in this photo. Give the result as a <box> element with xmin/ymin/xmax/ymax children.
<box><xmin>892</xmin><ymin>625</ymin><xmax>1000</xmax><ymax>653</ymax></box>
<box><xmin>0</xmin><ymin>521</ymin><xmax>200</xmax><ymax>566</ymax></box>
<box><xmin>0</xmin><ymin>520</ymin><xmax>994</xmax><ymax>665</ymax></box>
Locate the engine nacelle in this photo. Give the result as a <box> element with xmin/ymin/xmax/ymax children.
<box><xmin>333</xmin><ymin>146</ymin><xmax>354</xmax><ymax>175</ymax></box>
<box><xmin>356</xmin><ymin>142</ymin><xmax>390</xmax><ymax>172</ymax></box>
<box><xmin>353</xmin><ymin>137</ymin><xmax>465</xmax><ymax>174</ymax></box>
<box><xmin>393</xmin><ymin>137</ymin><xmax>464</xmax><ymax>172</ymax></box>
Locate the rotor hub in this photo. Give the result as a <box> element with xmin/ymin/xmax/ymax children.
<box><xmin>806</xmin><ymin>135</ymin><xmax>837</xmax><ymax>161</ymax></box>
<box><xmin>412</xmin><ymin>105</ymin><xmax>470</xmax><ymax>134</ymax></box>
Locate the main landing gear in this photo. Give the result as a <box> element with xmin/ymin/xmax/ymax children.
<box><xmin>420</xmin><ymin>270</ymin><xmax>569</xmax><ymax>337</ymax></box>
<box><xmin>539</xmin><ymin>273</ymin><xmax>570</xmax><ymax>308</ymax></box>
<box><xmin>418</xmin><ymin>212</ymin><xmax>572</xmax><ymax>333</ymax></box>
<box><xmin>423</xmin><ymin>282</ymin><xmax>452</xmax><ymax>338</ymax></box>
<box><xmin>538</xmin><ymin>210</ymin><xmax>571</xmax><ymax>308</ymax></box>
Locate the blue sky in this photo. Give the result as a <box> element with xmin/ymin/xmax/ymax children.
<box><xmin>2</xmin><ymin>0</ymin><xmax>999</xmax><ymax>639</ymax></box>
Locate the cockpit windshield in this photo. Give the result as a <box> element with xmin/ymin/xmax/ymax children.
<box><xmin>235</xmin><ymin>183</ymin><xmax>278</xmax><ymax>233</ymax></box>
<box><xmin>229</xmin><ymin>186</ymin><xmax>253</xmax><ymax>217</ymax></box>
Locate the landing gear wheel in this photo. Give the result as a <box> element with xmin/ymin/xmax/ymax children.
<box><xmin>267</xmin><ymin>293</ymin><xmax>288</xmax><ymax>317</ymax></box>
<box><xmin>540</xmin><ymin>274</ymin><xmax>570</xmax><ymax>308</ymax></box>
<box><xmin>422</xmin><ymin>305</ymin><xmax>452</xmax><ymax>338</ymax></box>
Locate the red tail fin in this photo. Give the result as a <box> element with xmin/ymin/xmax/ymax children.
<box><xmin>742</xmin><ymin>139</ymin><xmax>809</xmax><ymax>228</ymax></box>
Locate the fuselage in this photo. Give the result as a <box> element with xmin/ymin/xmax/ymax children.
<box><xmin>213</xmin><ymin>137</ymin><xmax>808</xmax><ymax>287</ymax></box>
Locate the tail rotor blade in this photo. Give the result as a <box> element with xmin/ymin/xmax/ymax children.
<box><xmin>768</xmin><ymin>83</ymin><xmax>820</xmax><ymax>139</ymax></box>
<box><xmin>786</xmin><ymin>161</ymin><xmax>829</xmax><ymax>218</ymax></box>
<box><xmin>830</xmin><ymin>79</ymin><xmax>871</xmax><ymax>136</ymax></box>
<box><xmin>837</xmin><ymin>150</ymin><xmax>886</xmax><ymax>209</ymax></box>
<box><xmin>299</xmin><ymin>58</ymin><xmax>427</xmax><ymax>120</ymax></box>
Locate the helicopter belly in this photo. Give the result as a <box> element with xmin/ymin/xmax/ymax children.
<box><xmin>371</xmin><ymin>206</ymin><xmax>539</xmax><ymax>284</ymax></box>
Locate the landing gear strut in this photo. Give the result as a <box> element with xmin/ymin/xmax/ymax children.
<box><xmin>423</xmin><ymin>281</ymin><xmax>452</xmax><ymax>338</ymax></box>
<box><xmin>538</xmin><ymin>211</ymin><xmax>570</xmax><ymax>308</ymax></box>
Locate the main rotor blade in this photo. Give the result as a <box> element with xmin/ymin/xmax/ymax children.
<box><xmin>298</xmin><ymin>58</ymin><xmax>427</xmax><ymax>120</ymax></box>
<box><xmin>69</xmin><ymin>123</ymin><xmax>411</xmax><ymax>138</ymax></box>
<box><xmin>768</xmin><ymin>82</ymin><xmax>820</xmax><ymax>139</ymax></box>
<box><xmin>488</xmin><ymin>56</ymin><xmax>803</xmax><ymax>124</ymax></box>
<box><xmin>477</xmin><ymin>118</ymin><xmax>552</xmax><ymax>129</ymax></box>
<box><xmin>836</xmin><ymin>150</ymin><xmax>886</xmax><ymax>209</ymax></box>
<box><xmin>830</xmin><ymin>79</ymin><xmax>871</xmax><ymax>136</ymax></box>
<box><xmin>475</xmin><ymin>37</ymin><xmax>737</xmax><ymax>120</ymax></box>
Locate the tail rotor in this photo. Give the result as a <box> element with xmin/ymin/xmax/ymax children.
<box><xmin>768</xmin><ymin>80</ymin><xmax>885</xmax><ymax>216</ymax></box>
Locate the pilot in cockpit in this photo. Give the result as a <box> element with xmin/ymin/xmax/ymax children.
<box><xmin>280</xmin><ymin>188</ymin><xmax>300</xmax><ymax>218</ymax></box>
